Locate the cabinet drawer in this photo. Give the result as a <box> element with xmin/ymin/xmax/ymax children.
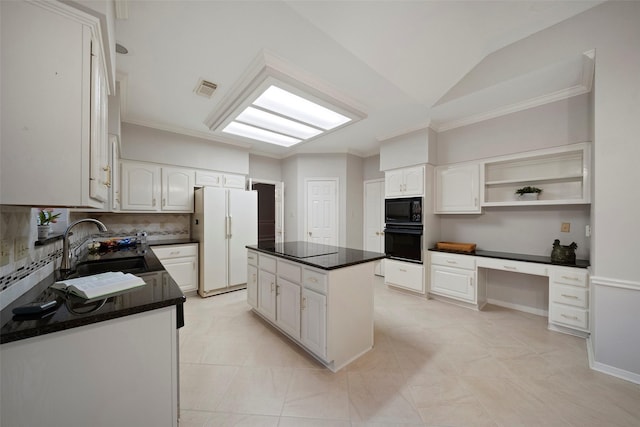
<box><xmin>385</xmin><ymin>260</ymin><xmax>424</xmax><ymax>293</ymax></box>
<box><xmin>247</xmin><ymin>250</ymin><xmax>258</xmax><ymax>266</ymax></box>
<box><xmin>551</xmin><ymin>284</ymin><xmax>589</xmax><ymax>308</ymax></box>
<box><xmin>278</xmin><ymin>259</ymin><xmax>301</xmax><ymax>283</ymax></box>
<box><xmin>430</xmin><ymin>252</ymin><xmax>475</xmax><ymax>270</ymax></box>
<box><xmin>152</xmin><ymin>244</ymin><xmax>198</xmax><ymax>260</ymax></box>
<box><xmin>550</xmin><ymin>303</ymin><xmax>588</xmax><ymax>330</ymax></box>
<box><xmin>550</xmin><ymin>268</ymin><xmax>588</xmax><ymax>288</ymax></box>
<box><xmin>303</xmin><ymin>268</ymin><xmax>327</xmax><ymax>294</ymax></box>
<box><xmin>259</xmin><ymin>254</ymin><xmax>277</xmax><ymax>273</ymax></box>
<box><xmin>475</xmin><ymin>257</ymin><xmax>547</xmax><ymax>277</ymax></box>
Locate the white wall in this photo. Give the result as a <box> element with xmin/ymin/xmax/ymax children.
<box><xmin>121</xmin><ymin>123</ymin><xmax>249</xmax><ymax>174</ymax></box>
<box><xmin>249</xmin><ymin>154</ymin><xmax>282</xmax><ymax>182</ymax></box>
<box><xmin>436</xmin><ymin>93</ymin><xmax>592</xmax><ymax>165</ymax></box>
<box><xmin>363</xmin><ymin>154</ymin><xmax>384</xmax><ymax>180</ymax></box>
<box><xmin>346</xmin><ymin>154</ymin><xmax>364</xmax><ymax>249</ymax></box>
<box><xmin>379</xmin><ymin>127</ymin><xmax>436</xmax><ymax>170</ymax></box>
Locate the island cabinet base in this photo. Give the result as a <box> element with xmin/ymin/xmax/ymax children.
<box><xmin>1</xmin><ymin>307</ymin><xmax>179</xmax><ymax>427</ymax></box>
<box><xmin>248</xmin><ymin>249</ymin><xmax>376</xmax><ymax>372</ymax></box>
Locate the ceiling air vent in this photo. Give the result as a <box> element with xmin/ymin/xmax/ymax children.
<box><xmin>194</xmin><ymin>79</ymin><xmax>218</xmax><ymax>98</ymax></box>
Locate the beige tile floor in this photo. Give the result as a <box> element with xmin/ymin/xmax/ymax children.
<box><xmin>179</xmin><ymin>277</ymin><xmax>640</xmax><ymax>427</ymax></box>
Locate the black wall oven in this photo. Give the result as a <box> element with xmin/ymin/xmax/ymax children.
<box><xmin>384</xmin><ymin>224</ymin><xmax>423</xmax><ymax>263</ymax></box>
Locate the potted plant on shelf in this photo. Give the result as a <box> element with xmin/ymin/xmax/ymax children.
<box><xmin>37</xmin><ymin>208</ymin><xmax>61</xmax><ymax>239</ymax></box>
<box><xmin>515</xmin><ymin>186</ymin><xmax>542</xmax><ymax>201</ymax></box>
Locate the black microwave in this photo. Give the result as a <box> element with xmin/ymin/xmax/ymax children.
<box><xmin>385</xmin><ymin>197</ymin><xmax>422</xmax><ymax>224</ymax></box>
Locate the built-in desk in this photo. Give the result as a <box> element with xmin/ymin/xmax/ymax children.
<box><xmin>428</xmin><ymin>249</ymin><xmax>590</xmax><ymax>337</ymax></box>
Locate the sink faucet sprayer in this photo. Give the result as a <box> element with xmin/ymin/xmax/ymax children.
<box><xmin>59</xmin><ymin>218</ymin><xmax>108</xmax><ymax>271</ymax></box>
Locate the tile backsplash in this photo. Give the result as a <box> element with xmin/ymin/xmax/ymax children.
<box><xmin>0</xmin><ymin>206</ymin><xmax>191</xmax><ymax>306</ymax></box>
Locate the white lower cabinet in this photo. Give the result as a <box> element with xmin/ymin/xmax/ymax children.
<box><xmin>152</xmin><ymin>244</ymin><xmax>198</xmax><ymax>294</ymax></box>
<box><xmin>249</xmin><ymin>252</ymin><xmax>375</xmax><ymax>371</ymax></box>
<box><xmin>247</xmin><ymin>264</ymin><xmax>258</xmax><ymax>309</ymax></box>
<box><xmin>385</xmin><ymin>259</ymin><xmax>424</xmax><ymax>293</ymax></box>
<box><xmin>429</xmin><ymin>252</ymin><xmax>476</xmax><ymax>303</ymax></box>
<box><xmin>301</xmin><ymin>288</ymin><xmax>327</xmax><ymax>359</ymax></box>
<box><xmin>257</xmin><ymin>269</ymin><xmax>277</xmax><ymax>322</ymax></box>
<box><xmin>276</xmin><ymin>278</ymin><xmax>301</xmax><ymax>339</ymax></box>
<box><xmin>548</xmin><ymin>266</ymin><xmax>589</xmax><ymax>332</ymax></box>
<box><xmin>0</xmin><ymin>307</ymin><xmax>179</xmax><ymax>427</ymax></box>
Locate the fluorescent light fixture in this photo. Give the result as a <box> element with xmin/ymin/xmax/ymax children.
<box><xmin>236</xmin><ymin>106</ymin><xmax>323</xmax><ymax>139</ymax></box>
<box><xmin>221</xmin><ymin>85</ymin><xmax>354</xmax><ymax>147</ymax></box>
<box><xmin>253</xmin><ymin>86</ymin><xmax>351</xmax><ymax>130</ymax></box>
<box><xmin>207</xmin><ymin>51</ymin><xmax>366</xmax><ymax>148</ymax></box>
<box><xmin>222</xmin><ymin>121</ymin><xmax>301</xmax><ymax>147</ymax></box>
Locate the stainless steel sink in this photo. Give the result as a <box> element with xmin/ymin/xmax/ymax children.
<box><xmin>74</xmin><ymin>257</ymin><xmax>148</xmax><ymax>276</ymax></box>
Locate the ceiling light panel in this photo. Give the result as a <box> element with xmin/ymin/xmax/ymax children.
<box><xmin>253</xmin><ymin>85</ymin><xmax>351</xmax><ymax>130</ymax></box>
<box><xmin>236</xmin><ymin>106</ymin><xmax>323</xmax><ymax>139</ymax></box>
<box><xmin>222</xmin><ymin>121</ymin><xmax>301</xmax><ymax>147</ymax></box>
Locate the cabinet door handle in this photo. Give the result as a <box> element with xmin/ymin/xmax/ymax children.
<box><xmin>301</xmin><ymin>296</ymin><xmax>306</xmax><ymax>309</ymax></box>
<box><xmin>270</xmin><ymin>282</ymin><xmax>275</xmax><ymax>293</ymax></box>
<box><xmin>468</xmin><ymin>276</ymin><xmax>472</xmax><ymax>286</ymax></box>
<box><xmin>561</xmin><ymin>294</ymin><xmax>579</xmax><ymax>299</ymax></box>
<box><xmin>162</xmin><ymin>198</ymin><xmax>166</xmax><ymax>207</ymax></box>
<box><xmin>276</xmin><ymin>285</ymin><xmax>280</xmax><ymax>296</ymax></box>
<box><xmin>561</xmin><ymin>314</ymin><xmax>579</xmax><ymax>320</ymax></box>
<box><xmin>561</xmin><ymin>275</ymin><xmax>580</xmax><ymax>281</ymax></box>
<box><xmin>474</xmin><ymin>197</ymin><xmax>478</xmax><ymax>207</ymax></box>
<box><xmin>103</xmin><ymin>165</ymin><xmax>111</xmax><ymax>188</ymax></box>
<box><xmin>152</xmin><ymin>198</ymin><xmax>156</xmax><ymax>207</ymax></box>
<box><xmin>446</xmin><ymin>260</ymin><xmax>457</xmax><ymax>264</ymax></box>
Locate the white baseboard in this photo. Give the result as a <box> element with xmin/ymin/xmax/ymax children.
<box><xmin>587</xmin><ymin>336</ymin><xmax>640</xmax><ymax>385</ymax></box>
<box><xmin>486</xmin><ymin>298</ymin><xmax>548</xmax><ymax>317</ymax></box>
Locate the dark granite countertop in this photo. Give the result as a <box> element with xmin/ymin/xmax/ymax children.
<box><xmin>429</xmin><ymin>248</ymin><xmax>590</xmax><ymax>268</ymax></box>
<box><xmin>247</xmin><ymin>241</ymin><xmax>386</xmax><ymax>270</ymax></box>
<box><xmin>1</xmin><ymin>245</ymin><xmax>186</xmax><ymax>345</ymax></box>
<box><xmin>148</xmin><ymin>238</ymin><xmax>199</xmax><ymax>247</ymax></box>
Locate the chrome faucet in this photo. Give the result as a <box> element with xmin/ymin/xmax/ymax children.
<box><xmin>59</xmin><ymin>218</ymin><xmax>108</xmax><ymax>271</ymax></box>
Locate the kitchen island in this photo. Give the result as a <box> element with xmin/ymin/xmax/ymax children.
<box><xmin>246</xmin><ymin>242</ymin><xmax>386</xmax><ymax>372</ymax></box>
<box><xmin>0</xmin><ymin>244</ymin><xmax>186</xmax><ymax>427</ymax></box>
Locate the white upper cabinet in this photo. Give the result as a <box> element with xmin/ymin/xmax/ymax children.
<box><xmin>0</xmin><ymin>1</ymin><xmax>110</xmax><ymax>207</ymax></box>
<box><xmin>120</xmin><ymin>161</ymin><xmax>194</xmax><ymax>212</ymax></box>
<box><xmin>435</xmin><ymin>163</ymin><xmax>481</xmax><ymax>214</ymax></box>
<box><xmin>194</xmin><ymin>170</ymin><xmax>245</xmax><ymax>189</ymax></box>
<box><xmin>385</xmin><ymin>166</ymin><xmax>425</xmax><ymax>197</ymax></box>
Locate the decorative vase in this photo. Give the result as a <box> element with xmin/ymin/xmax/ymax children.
<box><xmin>37</xmin><ymin>224</ymin><xmax>51</xmax><ymax>240</ymax></box>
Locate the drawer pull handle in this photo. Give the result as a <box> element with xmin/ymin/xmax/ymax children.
<box><xmin>561</xmin><ymin>275</ymin><xmax>580</xmax><ymax>281</ymax></box>
<box><xmin>170</xmin><ymin>251</ymin><xmax>180</xmax><ymax>255</ymax></box>
<box><xmin>301</xmin><ymin>297</ymin><xmax>306</xmax><ymax>309</ymax></box>
<box><xmin>561</xmin><ymin>314</ymin><xmax>579</xmax><ymax>320</ymax></box>
<box><xmin>399</xmin><ymin>268</ymin><xmax>407</xmax><ymax>272</ymax></box>
<box><xmin>504</xmin><ymin>266</ymin><xmax>517</xmax><ymax>270</ymax></box>
<box><xmin>446</xmin><ymin>260</ymin><xmax>457</xmax><ymax>264</ymax></box>
<box><xmin>561</xmin><ymin>294</ymin><xmax>579</xmax><ymax>299</ymax></box>
<box><xmin>308</xmin><ymin>277</ymin><xmax>318</xmax><ymax>283</ymax></box>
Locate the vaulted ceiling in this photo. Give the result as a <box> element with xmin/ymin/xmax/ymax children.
<box><xmin>115</xmin><ymin>1</ymin><xmax>601</xmax><ymax>158</ymax></box>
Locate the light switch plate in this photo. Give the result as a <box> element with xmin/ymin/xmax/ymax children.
<box><xmin>0</xmin><ymin>239</ymin><xmax>11</xmax><ymax>267</ymax></box>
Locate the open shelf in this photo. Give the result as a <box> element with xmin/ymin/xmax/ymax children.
<box><xmin>482</xmin><ymin>142</ymin><xmax>590</xmax><ymax>207</ymax></box>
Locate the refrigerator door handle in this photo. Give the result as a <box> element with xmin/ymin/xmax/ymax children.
<box><xmin>228</xmin><ymin>215</ymin><xmax>232</xmax><ymax>239</ymax></box>
<box><xmin>225</xmin><ymin>216</ymin><xmax>230</xmax><ymax>239</ymax></box>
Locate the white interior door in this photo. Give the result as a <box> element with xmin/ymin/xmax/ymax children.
<box><xmin>306</xmin><ymin>179</ymin><xmax>338</xmax><ymax>245</ymax></box>
<box><xmin>364</xmin><ymin>180</ymin><xmax>385</xmax><ymax>276</ymax></box>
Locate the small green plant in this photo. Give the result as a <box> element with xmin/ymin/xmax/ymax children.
<box><xmin>515</xmin><ymin>186</ymin><xmax>542</xmax><ymax>195</ymax></box>
<box><xmin>38</xmin><ymin>208</ymin><xmax>61</xmax><ymax>225</ymax></box>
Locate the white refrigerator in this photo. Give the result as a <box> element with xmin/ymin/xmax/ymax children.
<box><xmin>193</xmin><ymin>187</ymin><xmax>257</xmax><ymax>297</ymax></box>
